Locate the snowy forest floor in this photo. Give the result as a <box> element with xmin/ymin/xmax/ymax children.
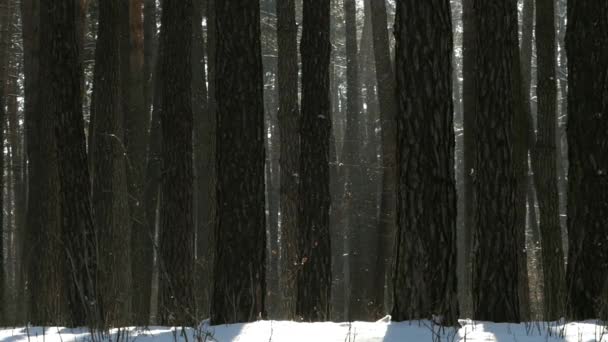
<box><xmin>1</xmin><ymin>318</ymin><xmax>608</xmax><ymax>342</ymax></box>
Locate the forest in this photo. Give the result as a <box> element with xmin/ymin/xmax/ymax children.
<box><xmin>0</xmin><ymin>0</ymin><xmax>607</xmax><ymax>340</ymax></box>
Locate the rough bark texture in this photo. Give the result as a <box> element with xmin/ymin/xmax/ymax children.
<box><xmin>391</xmin><ymin>0</ymin><xmax>458</xmax><ymax>325</ymax></box>
<box><xmin>369</xmin><ymin>0</ymin><xmax>397</xmax><ymax>317</ymax></box>
<box><xmin>460</xmin><ymin>0</ymin><xmax>476</xmax><ymax>317</ymax></box>
<box><xmin>342</xmin><ymin>0</ymin><xmax>372</xmax><ymax>321</ymax></box>
<box><xmin>296</xmin><ymin>0</ymin><xmax>332</xmax><ymax>322</ymax></box>
<box><xmin>565</xmin><ymin>0</ymin><xmax>608</xmax><ymax>321</ymax></box>
<box><xmin>157</xmin><ymin>0</ymin><xmax>196</xmax><ymax>326</ymax></box>
<box><xmin>21</xmin><ymin>0</ymin><xmax>66</xmax><ymax>325</ymax></box>
<box><xmin>192</xmin><ymin>0</ymin><xmax>214</xmax><ymax>319</ymax></box>
<box><xmin>0</xmin><ymin>0</ymin><xmax>6</xmax><ymax>323</ymax></box>
<box><xmin>471</xmin><ymin>0</ymin><xmax>520</xmax><ymax>323</ymax></box>
<box><xmin>91</xmin><ymin>0</ymin><xmax>132</xmax><ymax>326</ymax></box>
<box><xmin>123</xmin><ymin>0</ymin><xmax>152</xmax><ymax>325</ymax></box>
<box><xmin>276</xmin><ymin>0</ymin><xmax>299</xmax><ymax>320</ymax></box>
<box><xmin>133</xmin><ymin>0</ymin><xmax>157</xmax><ymax>325</ymax></box>
<box><xmin>534</xmin><ymin>0</ymin><xmax>566</xmax><ymax>320</ymax></box>
<box><xmin>41</xmin><ymin>0</ymin><xmax>100</xmax><ymax>327</ymax></box>
<box><xmin>211</xmin><ymin>0</ymin><xmax>266</xmax><ymax>325</ymax></box>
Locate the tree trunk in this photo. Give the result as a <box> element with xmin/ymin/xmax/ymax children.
<box><xmin>296</xmin><ymin>0</ymin><xmax>332</xmax><ymax>322</ymax></box>
<box><xmin>460</xmin><ymin>0</ymin><xmax>476</xmax><ymax>317</ymax></box>
<box><xmin>0</xmin><ymin>0</ymin><xmax>6</xmax><ymax>323</ymax></box>
<box><xmin>391</xmin><ymin>0</ymin><xmax>458</xmax><ymax>325</ymax></box>
<box><xmin>156</xmin><ymin>0</ymin><xmax>196</xmax><ymax>326</ymax></box>
<box><xmin>211</xmin><ymin>0</ymin><xmax>266</xmax><ymax>325</ymax></box>
<box><xmin>369</xmin><ymin>0</ymin><xmax>397</xmax><ymax>318</ymax></box>
<box><xmin>133</xmin><ymin>0</ymin><xmax>157</xmax><ymax>325</ymax></box>
<box><xmin>533</xmin><ymin>0</ymin><xmax>566</xmax><ymax>320</ymax></box>
<box><xmin>41</xmin><ymin>0</ymin><xmax>100</xmax><ymax>327</ymax></box>
<box><xmin>471</xmin><ymin>0</ymin><xmax>520</xmax><ymax>323</ymax></box>
<box><xmin>276</xmin><ymin>0</ymin><xmax>299</xmax><ymax>320</ymax></box>
<box><xmin>90</xmin><ymin>0</ymin><xmax>132</xmax><ymax>326</ymax></box>
<box><xmin>192</xmin><ymin>0</ymin><xmax>213</xmax><ymax>320</ymax></box>
<box><xmin>565</xmin><ymin>0</ymin><xmax>608</xmax><ymax>321</ymax></box>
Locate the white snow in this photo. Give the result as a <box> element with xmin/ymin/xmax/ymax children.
<box><xmin>1</xmin><ymin>318</ymin><xmax>607</xmax><ymax>342</ymax></box>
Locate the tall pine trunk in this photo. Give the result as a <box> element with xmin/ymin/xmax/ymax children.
<box><xmin>565</xmin><ymin>0</ymin><xmax>608</xmax><ymax>321</ymax></box>
<box><xmin>156</xmin><ymin>0</ymin><xmax>196</xmax><ymax>326</ymax></box>
<box><xmin>211</xmin><ymin>0</ymin><xmax>267</xmax><ymax>325</ymax></box>
<box><xmin>41</xmin><ymin>0</ymin><xmax>100</xmax><ymax>326</ymax></box>
<box><xmin>297</xmin><ymin>0</ymin><xmax>332</xmax><ymax>322</ymax></box>
<box><xmin>369</xmin><ymin>0</ymin><xmax>397</xmax><ymax>317</ymax></box>
<box><xmin>91</xmin><ymin>0</ymin><xmax>131</xmax><ymax>325</ymax></box>
<box><xmin>391</xmin><ymin>0</ymin><xmax>458</xmax><ymax>325</ymax></box>
<box><xmin>276</xmin><ymin>0</ymin><xmax>299</xmax><ymax>320</ymax></box>
<box><xmin>534</xmin><ymin>0</ymin><xmax>566</xmax><ymax>320</ymax></box>
<box><xmin>471</xmin><ymin>0</ymin><xmax>520</xmax><ymax>323</ymax></box>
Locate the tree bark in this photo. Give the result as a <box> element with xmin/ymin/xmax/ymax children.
<box><xmin>533</xmin><ymin>0</ymin><xmax>566</xmax><ymax>320</ymax></box>
<box><xmin>460</xmin><ymin>0</ymin><xmax>476</xmax><ymax>317</ymax></box>
<box><xmin>276</xmin><ymin>0</ymin><xmax>299</xmax><ymax>320</ymax></box>
<box><xmin>41</xmin><ymin>0</ymin><xmax>100</xmax><ymax>326</ymax></box>
<box><xmin>369</xmin><ymin>0</ymin><xmax>397</xmax><ymax>319</ymax></box>
<box><xmin>391</xmin><ymin>0</ymin><xmax>458</xmax><ymax>325</ymax></box>
<box><xmin>192</xmin><ymin>0</ymin><xmax>214</xmax><ymax>320</ymax></box>
<box><xmin>91</xmin><ymin>0</ymin><xmax>132</xmax><ymax>325</ymax></box>
<box><xmin>565</xmin><ymin>0</ymin><xmax>608</xmax><ymax>321</ymax></box>
<box><xmin>133</xmin><ymin>0</ymin><xmax>157</xmax><ymax>325</ymax></box>
<box><xmin>296</xmin><ymin>0</ymin><xmax>332</xmax><ymax>322</ymax></box>
<box><xmin>156</xmin><ymin>0</ymin><xmax>196</xmax><ymax>326</ymax></box>
<box><xmin>471</xmin><ymin>0</ymin><xmax>520</xmax><ymax>323</ymax></box>
<box><xmin>211</xmin><ymin>0</ymin><xmax>266</xmax><ymax>325</ymax></box>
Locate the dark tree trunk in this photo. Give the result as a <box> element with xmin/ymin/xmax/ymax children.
<box><xmin>211</xmin><ymin>0</ymin><xmax>266</xmax><ymax>325</ymax></box>
<box><xmin>156</xmin><ymin>0</ymin><xmax>195</xmax><ymax>326</ymax></box>
<box><xmin>0</xmin><ymin>0</ymin><xmax>6</xmax><ymax>323</ymax></box>
<box><xmin>471</xmin><ymin>0</ymin><xmax>520</xmax><ymax>323</ymax></box>
<box><xmin>342</xmin><ymin>0</ymin><xmax>371</xmax><ymax>321</ymax></box>
<box><xmin>124</xmin><ymin>0</ymin><xmax>151</xmax><ymax>326</ymax></box>
<box><xmin>296</xmin><ymin>0</ymin><xmax>332</xmax><ymax>322</ymax></box>
<box><xmin>391</xmin><ymin>0</ymin><xmax>458</xmax><ymax>325</ymax></box>
<box><xmin>41</xmin><ymin>0</ymin><xmax>100</xmax><ymax>327</ymax></box>
<box><xmin>91</xmin><ymin>0</ymin><xmax>132</xmax><ymax>326</ymax></box>
<box><xmin>192</xmin><ymin>0</ymin><xmax>213</xmax><ymax>320</ymax></box>
<box><xmin>276</xmin><ymin>0</ymin><xmax>299</xmax><ymax>320</ymax></box>
<box><xmin>369</xmin><ymin>0</ymin><xmax>397</xmax><ymax>318</ymax></box>
<box><xmin>21</xmin><ymin>0</ymin><xmax>67</xmax><ymax>325</ymax></box>
<box><xmin>565</xmin><ymin>0</ymin><xmax>608</xmax><ymax>321</ymax></box>
<box><xmin>460</xmin><ymin>0</ymin><xmax>476</xmax><ymax>317</ymax></box>
<box><xmin>534</xmin><ymin>0</ymin><xmax>566</xmax><ymax>320</ymax></box>
<box><xmin>133</xmin><ymin>0</ymin><xmax>157</xmax><ymax>325</ymax></box>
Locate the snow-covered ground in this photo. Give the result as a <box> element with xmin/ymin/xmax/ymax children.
<box><xmin>1</xmin><ymin>318</ymin><xmax>607</xmax><ymax>342</ymax></box>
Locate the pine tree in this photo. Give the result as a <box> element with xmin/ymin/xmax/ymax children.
<box><xmin>41</xmin><ymin>0</ymin><xmax>100</xmax><ymax>326</ymax></box>
<box><xmin>90</xmin><ymin>0</ymin><xmax>131</xmax><ymax>325</ymax></box>
<box><xmin>296</xmin><ymin>0</ymin><xmax>332</xmax><ymax>322</ymax></box>
<box><xmin>471</xmin><ymin>0</ymin><xmax>520</xmax><ymax>322</ymax></box>
<box><xmin>276</xmin><ymin>0</ymin><xmax>300</xmax><ymax>320</ymax></box>
<box><xmin>534</xmin><ymin>0</ymin><xmax>566</xmax><ymax>320</ymax></box>
<box><xmin>211</xmin><ymin>0</ymin><xmax>267</xmax><ymax>324</ymax></box>
<box><xmin>565</xmin><ymin>0</ymin><xmax>608</xmax><ymax>320</ymax></box>
<box><xmin>391</xmin><ymin>0</ymin><xmax>458</xmax><ymax>325</ymax></box>
<box><xmin>157</xmin><ymin>0</ymin><xmax>196</xmax><ymax>326</ymax></box>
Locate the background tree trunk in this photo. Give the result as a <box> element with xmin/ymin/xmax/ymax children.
<box><xmin>534</xmin><ymin>0</ymin><xmax>566</xmax><ymax>320</ymax></box>
<box><xmin>297</xmin><ymin>0</ymin><xmax>332</xmax><ymax>322</ymax></box>
<box><xmin>565</xmin><ymin>0</ymin><xmax>608</xmax><ymax>321</ymax></box>
<box><xmin>41</xmin><ymin>0</ymin><xmax>100</xmax><ymax>326</ymax></box>
<box><xmin>391</xmin><ymin>0</ymin><xmax>458</xmax><ymax>325</ymax></box>
<box><xmin>211</xmin><ymin>0</ymin><xmax>266</xmax><ymax>325</ymax></box>
<box><xmin>91</xmin><ymin>0</ymin><xmax>131</xmax><ymax>325</ymax></box>
<box><xmin>276</xmin><ymin>0</ymin><xmax>299</xmax><ymax>320</ymax></box>
<box><xmin>471</xmin><ymin>0</ymin><xmax>520</xmax><ymax>323</ymax></box>
<box><xmin>157</xmin><ymin>0</ymin><xmax>195</xmax><ymax>326</ymax></box>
